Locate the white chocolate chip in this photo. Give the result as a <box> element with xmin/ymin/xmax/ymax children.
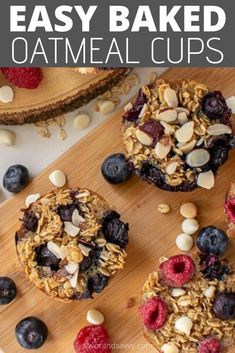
<box><xmin>136</xmin><ymin>129</ymin><xmax>153</xmax><ymax>146</ymax></box>
<box><xmin>176</xmin><ymin>233</ymin><xmax>194</xmax><ymax>251</ymax></box>
<box><xmin>47</xmin><ymin>241</ymin><xmax>62</xmax><ymax>259</ymax></box>
<box><xmin>64</xmin><ymin>221</ymin><xmax>80</xmax><ymax>237</ymax></box>
<box><xmin>171</xmin><ymin>288</ymin><xmax>186</xmax><ymax>298</ymax></box>
<box><xmin>74</xmin><ymin>113</ymin><xmax>91</xmax><ymax>129</ymax></box>
<box><xmin>65</xmin><ymin>263</ymin><xmax>79</xmax><ymax>274</ymax></box>
<box><xmin>0</xmin><ymin>129</ymin><xmax>15</xmax><ymax>146</ymax></box>
<box><xmin>164</xmin><ymin>88</ymin><xmax>178</xmax><ymax>108</ymax></box>
<box><xmin>182</xmin><ymin>219</ymin><xmax>199</xmax><ymax>235</ymax></box>
<box><xmin>180</xmin><ymin>203</ymin><xmax>197</xmax><ymax>219</ymax></box>
<box><xmin>49</xmin><ymin>170</ymin><xmax>66</xmax><ymax>188</ymax></box>
<box><xmin>226</xmin><ymin>96</ymin><xmax>235</xmax><ymax>113</ymax></box>
<box><xmin>25</xmin><ymin>193</ymin><xmax>40</xmax><ymax>207</ymax></box>
<box><xmin>203</xmin><ymin>286</ymin><xmax>216</xmax><ymax>299</ymax></box>
<box><xmin>186</xmin><ymin>149</ymin><xmax>210</xmax><ymax>167</ymax></box>
<box><xmin>87</xmin><ymin>309</ymin><xmax>105</xmax><ymax>325</ymax></box>
<box><xmin>175</xmin><ymin>121</ymin><xmax>194</xmax><ymax>143</ymax></box>
<box><xmin>207</xmin><ymin>124</ymin><xmax>232</xmax><ymax>136</ymax></box>
<box><xmin>0</xmin><ymin>86</ymin><xmax>14</xmax><ymax>103</ymax></box>
<box><xmin>197</xmin><ymin>170</ymin><xmax>215</xmax><ymax>190</ymax></box>
<box><xmin>158</xmin><ymin>109</ymin><xmax>177</xmax><ymax>123</ymax></box>
<box><xmin>98</xmin><ymin>100</ymin><xmax>115</xmax><ymax>115</ymax></box>
<box><xmin>155</xmin><ymin>142</ymin><xmax>171</xmax><ymax>159</ymax></box>
<box><xmin>177</xmin><ymin>112</ymin><xmax>188</xmax><ymax>125</ymax></box>
<box><xmin>161</xmin><ymin>343</ymin><xmax>179</xmax><ymax>353</ymax></box>
<box><xmin>175</xmin><ymin>316</ymin><xmax>193</xmax><ymax>336</ymax></box>
<box><xmin>69</xmin><ymin>269</ymin><xmax>78</xmax><ymax>288</ymax></box>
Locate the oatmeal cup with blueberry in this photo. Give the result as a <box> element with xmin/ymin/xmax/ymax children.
<box><xmin>122</xmin><ymin>79</ymin><xmax>234</xmax><ymax>192</ymax></box>
<box><xmin>15</xmin><ymin>188</ymin><xmax>129</xmax><ymax>302</ymax></box>
<box><xmin>140</xmin><ymin>253</ymin><xmax>235</xmax><ymax>353</ymax></box>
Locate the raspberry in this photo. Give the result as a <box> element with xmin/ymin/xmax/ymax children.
<box><xmin>1</xmin><ymin>68</ymin><xmax>43</xmax><ymax>89</ymax></box>
<box><xmin>225</xmin><ymin>198</ymin><xmax>235</xmax><ymax>224</ymax></box>
<box><xmin>199</xmin><ymin>337</ymin><xmax>222</xmax><ymax>353</ymax></box>
<box><xmin>73</xmin><ymin>325</ymin><xmax>111</xmax><ymax>353</ymax></box>
<box><xmin>160</xmin><ymin>255</ymin><xmax>195</xmax><ymax>287</ymax></box>
<box><xmin>139</xmin><ymin>297</ymin><xmax>168</xmax><ymax>330</ymax></box>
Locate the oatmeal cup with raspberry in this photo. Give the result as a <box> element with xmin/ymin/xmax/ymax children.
<box><xmin>140</xmin><ymin>254</ymin><xmax>235</xmax><ymax>353</ymax></box>
<box><xmin>122</xmin><ymin>79</ymin><xmax>234</xmax><ymax>192</ymax></box>
<box><xmin>15</xmin><ymin>188</ymin><xmax>129</xmax><ymax>302</ymax></box>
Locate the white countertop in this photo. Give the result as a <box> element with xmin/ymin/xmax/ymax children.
<box><xmin>0</xmin><ymin>67</ymin><xmax>167</xmax><ymax>203</ymax></box>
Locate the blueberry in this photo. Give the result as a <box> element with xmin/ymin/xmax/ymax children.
<box><xmin>87</xmin><ymin>274</ymin><xmax>109</xmax><ymax>294</ymax></box>
<box><xmin>15</xmin><ymin>316</ymin><xmax>48</xmax><ymax>349</ymax></box>
<box><xmin>102</xmin><ymin>211</ymin><xmax>129</xmax><ymax>249</ymax></box>
<box><xmin>79</xmin><ymin>255</ymin><xmax>92</xmax><ymax>272</ymax></box>
<box><xmin>196</xmin><ymin>226</ymin><xmax>228</xmax><ymax>256</ymax></box>
<box><xmin>36</xmin><ymin>245</ymin><xmax>60</xmax><ymax>271</ymax></box>
<box><xmin>23</xmin><ymin>211</ymin><xmax>38</xmax><ymax>232</ymax></box>
<box><xmin>200</xmin><ymin>254</ymin><xmax>232</xmax><ymax>281</ymax></box>
<box><xmin>101</xmin><ymin>153</ymin><xmax>132</xmax><ymax>184</ymax></box>
<box><xmin>3</xmin><ymin>164</ymin><xmax>29</xmax><ymax>193</ymax></box>
<box><xmin>56</xmin><ymin>201</ymin><xmax>81</xmax><ymax>222</ymax></box>
<box><xmin>212</xmin><ymin>293</ymin><xmax>235</xmax><ymax>320</ymax></box>
<box><xmin>202</xmin><ymin>91</ymin><xmax>231</xmax><ymax>120</ymax></box>
<box><xmin>0</xmin><ymin>277</ymin><xmax>17</xmax><ymax>305</ymax></box>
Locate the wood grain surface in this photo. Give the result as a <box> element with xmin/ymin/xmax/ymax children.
<box><xmin>0</xmin><ymin>68</ymin><xmax>129</xmax><ymax>125</ymax></box>
<box><xmin>1</xmin><ymin>68</ymin><xmax>235</xmax><ymax>353</ymax></box>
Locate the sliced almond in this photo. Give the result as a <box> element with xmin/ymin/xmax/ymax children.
<box><xmin>179</xmin><ymin>139</ymin><xmax>196</xmax><ymax>154</ymax></box>
<box><xmin>186</xmin><ymin>149</ymin><xmax>210</xmax><ymax>167</ymax></box>
<box><xmin>197</xmin><ymin>170</ymin><xmax>215</xmax><ymax>189</ymax></box>
<box><xmin>65</xmin><ymin>262</ymin><xmax>79</xmax><ymax>274</ymax></box>
<box><xmin>69</xmin><ymin>269</ymin><xmax>79</xmax><ymax>288</ymax></box>
<box><xmin>175</xmin><ymin>121</ymin><xmax>194</xmax><ymax>143</ymax></box>
<box><xmin>47</xmin><ymin>241</ymin><xmax>62</xmax><ymax>259</ymax></box>
<box><xmin>78</xmin><ymin>243</ymin><xmax>92</xmax><ymax>256</ymax></box>
<box><xmin>64</xmin><ymin>221</ymin><xmax>80</xmax><ymax>237</ymax></box>
<box><xmin>160</xmin><ymin>121</ymin><xmax>175</xmax><ymax>133</ymax></box>
<box><xmin>139</xmin><ymin>103</ymin><xmax>148</xmax><ymax>117</ymax></box>
<box><xmin>72</xmin><ymin>209</ymin><xmax>85</xmax><ymax>227</ymax></box>
<box><xmin>207</xmin><ymin>124</ymin><xmax>232</xmax><ymax>136</ymax></box>
<box><xmin>196</xmin><ymin>137</ymin><xmax>205</xmax><ymax>146</ymax></box>
<box><xmin>136</xmin><ymin>129</ymin><xmax>153</xmax><ymax>146</ymax></box>
<box><xmin>176</xmin><ymin>107</ymin><xmax>190</xmax><ymax>116</ymax></box>
<box><xmin>166</xmin><ymin>162</ymin><xmax>178</xmax><ymax>175</ymax></box>
<box><xmin>226</xmin><ymin>96</ymin><xmax>235</xmax><ymax>113</ymax></box>
<box><xmin>158</xmin><ymin>109</ymin><xmax>177</xmax><ymax>123</ymax></box>
<box><xmin>164</xmin><ymin>87</ymin><xmax>178</xmax><ymax>108</ymax></box>
<box><xmin>177</xmin><ymin>112</ymin><xmax>188</xmax><ymax>125</ymax></box>
<box><xmin>154</xmin><ymin>142</ymin><xmax>171</xmax><ymax>159</ymax></box>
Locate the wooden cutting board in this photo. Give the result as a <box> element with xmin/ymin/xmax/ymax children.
<box><xmin>0</xmin><ymin>68</ymin><xmax>129</xmax><ymax>125</ymax></box>
<box><xmin>1</xmin><ymin>68</ymin><xmax>235</xmax><ymax>353</ymax></box>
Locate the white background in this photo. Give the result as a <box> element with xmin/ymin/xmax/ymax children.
<box><xmin>0</xmin><ymin>68</ymin><xmax>167</xmax><ymax>203</ymax></box>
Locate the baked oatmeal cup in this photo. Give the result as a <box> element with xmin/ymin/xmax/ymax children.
<box><xmin>16</xmin><ymin>188</ymin><xmax>129</xmax><ymax>302</ymax></box>
<box><xmin>140</xmin><ymin>254</ymin><xmax>235</xmax><ymax>353</ymax></box>
<box><xmin>122</xmin><ymin>79</ymin><xmax>234</xmax><ymax>191</ymax></box>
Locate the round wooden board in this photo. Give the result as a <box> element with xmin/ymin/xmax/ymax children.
<box><xmin>0</xmin><ymin>68</ymin><xmax>130</xmax><ymax>125</ymax></box>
